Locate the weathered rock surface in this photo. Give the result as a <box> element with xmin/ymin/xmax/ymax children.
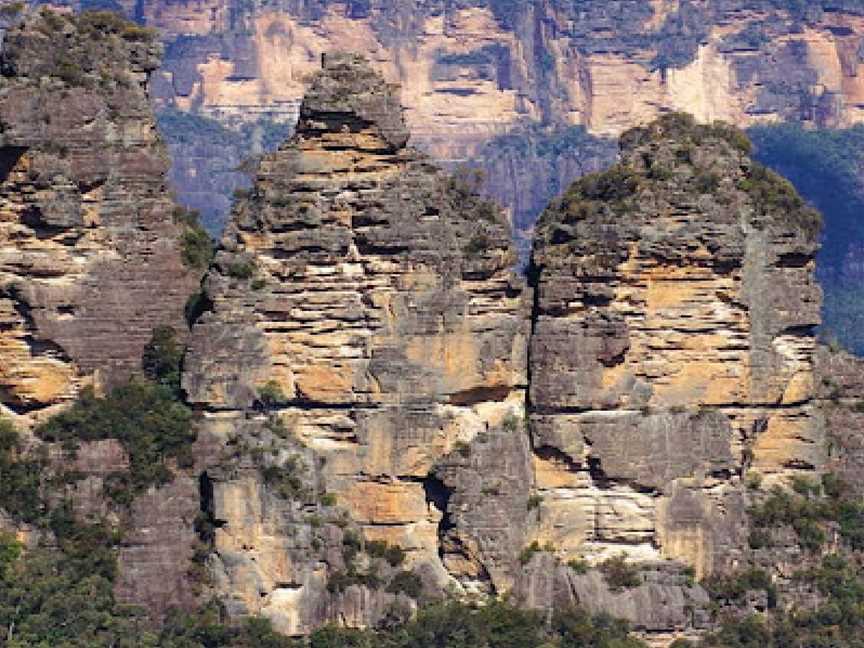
<box><xmin>183</xmin><ymin>52</ymin><xmax>532</xmax><ymax>632</ymax></box>
<box><xmin>526</xmin><ymin>114</ymin><xmax>823</xmax><ymax>583</ymax></box>
<box><xmin>0</xmin><ymin>10</ymin><xmax>200</xmax><ymax>424</ymax></box>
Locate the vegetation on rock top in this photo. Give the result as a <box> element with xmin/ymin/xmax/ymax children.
<box><xmin>535</xmin><ymin>113</ymin><xmax>821</xmax><ymax>255</ymax></box>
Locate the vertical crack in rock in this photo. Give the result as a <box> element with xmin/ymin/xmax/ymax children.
<box><xmin>422</xmin><ymin>474</ymin><xmax>454</xmax><ymax>562</ymax></box>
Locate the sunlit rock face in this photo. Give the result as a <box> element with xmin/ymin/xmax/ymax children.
<box><xmin>182</xmin><ymin>52</ymin><xmax>533</xmax><ymax>632</ymax></box>
<box><xmin>527</xmin><ymin>114</ymin><xmax>822</xmax><ymax>578</ymax></box>
<box><xmin>0</xmin><ymin>10</ymin><xmax>199</xmax><ymax>425</ymax></box>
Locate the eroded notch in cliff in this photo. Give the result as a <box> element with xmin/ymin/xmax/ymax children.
<box><xmin>423</xmin><ymin>474</ymin><xmax>454</xmax><ymax>561</ymax></box>
<box><xmin>0</xmin><ymin>146</ymin><xmax>26</xmax><ymax>183</ymax></box>
<box><xmin>196</xmin><ymin>471</ymin><xmax>224</xmax><ymax>545</ymax></box>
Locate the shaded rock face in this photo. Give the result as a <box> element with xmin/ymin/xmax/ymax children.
<box><xmin>183</xmin><ymin>52</ymin><xmax>532</xmax><ymax>632</ymax></box>
<box><xmin>0</xmin><ymin>10</ymin><xmax>200</xmax><ymax>423</ymax></box>
<box><xmin>527</xmin><ymin>115</ymin><xmax>823</xmax><ymax>579</ymax></box>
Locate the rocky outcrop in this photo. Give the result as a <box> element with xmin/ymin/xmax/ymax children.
<box><xmin>527</xmin><ymin>114</ymin><xmax>823</xmax><ymax>581</ymax></box>
<box><xmin>0</xmin><ymin>9</ymin><xmax>201</xmax><ymax>424</ymax></box>
<box><xmin>182</xmin><ymin>52</ymin><xmax>531</xmax><ymax>632</ymax></box>
<box><xmin>175</xmin><ymin>55</ymin><xmax>837</xmax><ymax>642</ymax></box>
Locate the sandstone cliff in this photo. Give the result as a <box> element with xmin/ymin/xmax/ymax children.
<box><xmin>0</xmin><ymin>9</ymin><xmax>201</xmax><ymax>424</ymax></box>
<box><xmin>182</xmin><ymin>51</ymin><xmax>532</xmax><ymax>633</ymax></box>
<box><xmin>528</xmin><ymin>114</ymin><xmax>822</xmax><ymax>578</ymax></box>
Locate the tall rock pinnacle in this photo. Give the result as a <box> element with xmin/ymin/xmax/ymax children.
<box><xmin>527</xmin><ymin>113</ymin><xmax>822</xmax><ymax>577</ymax></box>
<box><xmin>183</xmin><ymin>52</ymin><xmax>532</xmax><ymax>632</ymax></box>
<box><xmin>0</xmin><ymin>10</ymin><xmax>201</xmax><ymax>423</ymax></box>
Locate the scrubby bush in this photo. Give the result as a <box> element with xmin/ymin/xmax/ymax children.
<box><xmin>142</xmin><ymin>325</ymin><xmax>183</xmax><ymax>395</ymax></box>
<box><xmin>703</xmin><ymin>567</ymin><xmax>777</xmax><ymax>609</ymax></box>
<box><xmin>35</xmin><ymin>380</ymin><xmax>196</xmax><ymax>501</ymax></box>
<box><xmin>0</xmin><ymin>418</ymin><xmax>46</xmax><ymax>523</ymax></box>
<box><xmin>386</xmin><ymin>570</ymin><xmax>423</xmax><ymax>598</ymax></box>
<box><xmin>174</xmin><ymin>206</ymin><xmax>214</xmax><ymax>270</ymax></box>
<box><xmin>599</xmin><ymin>554</ymin><xmax>642</xmax><ymax>591</ymax></box>
<box><xmin>366</xmin><ymin>540</ymin><xmax>406</xmax><ymax>567</ymax></box>
<box><xmin>260</xmin><ymin>455</ymin><xmax>307</xmax><ymax>500</ymax></box>
<box><xmin>227</xmin><ymin>260</ymin><xmax>255</xmax><ymax>279</ymax></box>
<box><xmin>257</xmin><ymin>380</ymin><xmax>287</xmax><ymax>407</ymax></box>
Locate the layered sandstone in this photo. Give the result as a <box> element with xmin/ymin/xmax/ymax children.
<box><xmin>0</xmin><ymin>9</ymin><xmax>200</xmax><ymax>424</ymax></box>
<box><xmin>527</xmin><ymin>114</ymin><xmax>823</xmax><ymax>581</ymax></box>
<box><xmin>182</xmin><ymin>52</ymin><xmax>532</xmax><ymax>632</ymax></box>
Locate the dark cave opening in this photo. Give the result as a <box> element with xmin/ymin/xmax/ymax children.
<box><xmin>423</xmin><ymin>474</ymin><xmax>455</xmax><ymax>560</ymax></box>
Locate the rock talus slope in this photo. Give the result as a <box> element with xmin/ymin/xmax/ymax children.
<box><xmin>0</xmin><ymin>10</ymin><xmax>200</xmax><ymax>423</ymax></box>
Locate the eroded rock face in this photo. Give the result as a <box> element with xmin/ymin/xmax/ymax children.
<box><xmin>183</xmin><ymin>52</ymin><xmax>531</xmax><ymax>632</ymax></box>
<box><xmin>0</xmin><ymin>10</ymin><xmax>200</xmax><ymax>423</ymax></box>
<box><xmin>527</xmin><ymin>114</ymin><xmax>823</xmax><ymax>580</ymax></box>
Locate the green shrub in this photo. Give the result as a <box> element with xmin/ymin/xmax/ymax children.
<box><xmin>259</xmin><ymin>455</ymin><xmax>307</xmax><ymax>500</ymax></box>
<box><xmin>502</xmin><ymin>412</ymin><xmax>522</xmax><ymax>433</ymax></box>
<box><xmin>181</xmin><ymin>225</ymin><xmax>214</xmax><ymax>270</ymax></box>
<box><xmin>599</xmin><ymin>554</ymin><xmax>642</xmax><ymax>591</ymax></box>
<box><xmin>142</xmin><ymin>325</ymin><xmax>183</xmax><ymax>396</ymax></box>
<box><xmin>327</xmin><ymin>565</ymin><xmax>381</xmax><ymax>593</ymax></box>
<box><xmin>227</xmin><ymin>260</ymin><xmax>255</xmax><ymax>279</ymax></box>
<box><xmin>568</xmin><ymin>558</ymin><xmax>590</xmax><ymax>575</ymax></box>
<box><xmin>386</xmin><ymin>570</ymin><xmax>423</xmax><ymax>599</ymax></box>
<box><xmin>553</xmin><ymin>606</ymin><xmax>646</xmax><ymax>648</ymax></box>
<box><xmin>703</xmin><ymin>567</ymin><xmax>776</xmax><ymax>609</ymax></box>
<box><xmin>35</xmin><ymin>380</ymin><xmax>196</xmax><ymax>502</ymax></box>
<box><xmin>257</xmin><ymin>380</ymin><xmax>287</xmax><ymax>407</ymax></box>
<box><xmin>0</xmin><ymin>418</ymin><xmax>47</xmax><ymax>523</ymax></box>
<box><xmin>366</xmin><ymin>540</ymin><xmax>405</xmax><ymax>567</ymax></box>
<box><xmin>519</xmin><ymin>540</ymin><xmax>543</xmax><ymax>565</ymax></box>
<box><xmin>526</xmin><ymin>494</ymin><xmax>543</xmax><ymax>510</ymax></box>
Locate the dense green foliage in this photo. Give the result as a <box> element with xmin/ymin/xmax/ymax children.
<box><xmin>174</xmin><ymin>206</ymin><xmax>214</xmax><ymax>270</ymax></box>
<box><xmin>698</xmin><ymin>555</ymin><xmax>864</xmax><ymax>647</ymax></box>
<box><xmin>0</xmin><ymin>419</ymin><xmax>47</xmax><ymax>524</ymax></box>
<box><xmin>746</xmin><ymin>473</ymin><xmax>864</xmax><ymax>553</ymax></box>
<box><xmin>0</xmin><ymin>408</ymin><xmax>287</xmax><ymax>647</ymax></box>
<box><xmin>35</xmin><ymin>380</ymin><xmax>196</xmax><ymax>504</ymax></box>
<box><xmin>142</xmin><ymin>325</ymin><xmax>184</xmax><ymax>396</ymax></box>
<box><xmin>598</xmin><ymin>554</ymin><xmax>643</xmax><ymax>591</ymax></box>
<box><xmin>749</xmin><ymin>123</ymin><xmax>864</xmax><ymax>354</ymax></box>
<box><xmin>309</xmin><ymin>600</ymin><xmax>647</xmax><ymax>648</ymax></box>
<box><xmin>0</xmin><ymin>526</ymin><xmax>291</xmax><ymax>648</ymax></box>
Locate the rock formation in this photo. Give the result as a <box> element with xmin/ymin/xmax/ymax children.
<box><xmin>527</xmin><ymin>114</ymin><xmax>822</xmax><ymax>580</ymax></box>
<box><xmin>182</xmin><ymin>51</ymin><xmax>532</xmax><ymax>632</ymax></box>
<box><xmin>0</xmin><ymin>9</ymin><xmax>860</xmax><ymax>645</ymax></box>
<box><xmin>0</xmin><ymin>9</ymin><xmax>201</xmax><ymax>424</ymax></box>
